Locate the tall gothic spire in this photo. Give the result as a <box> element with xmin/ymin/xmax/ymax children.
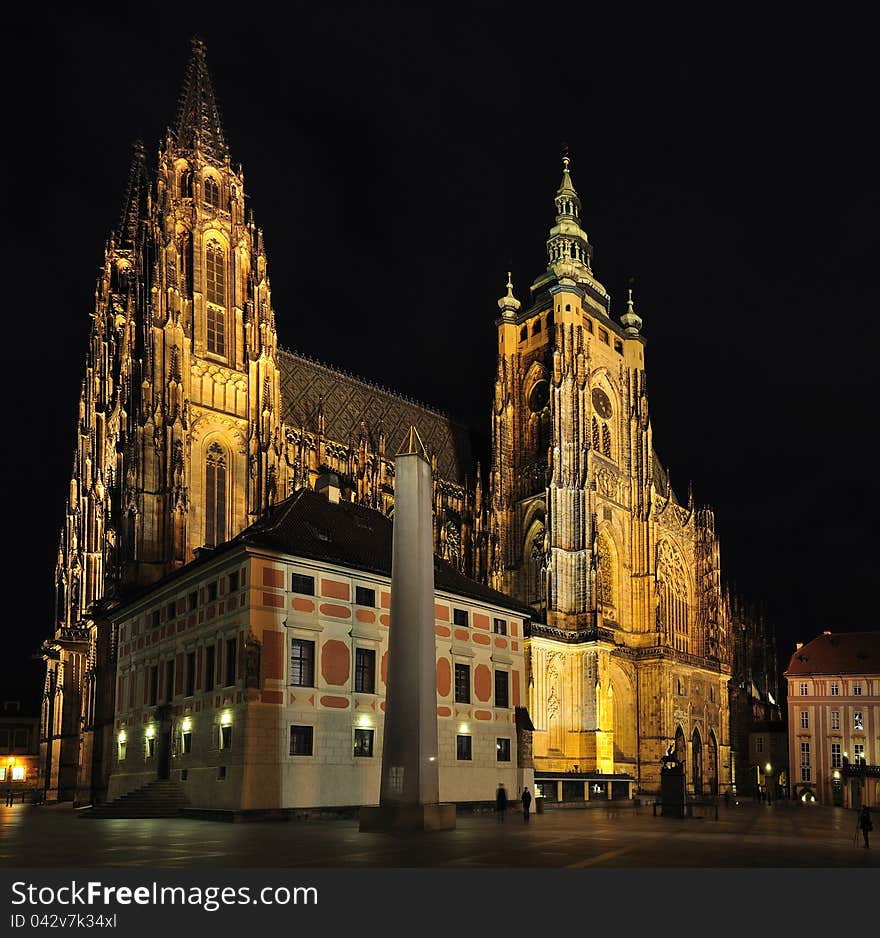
<box><xmin>174</xmin><ymin>37</ymin><xmax>229</xmax><ymax>163</ymax></box>
<box><xmin>116</xmin><ymin>140</ymin><xmax>149</xmax><ymax>248</ymax></box>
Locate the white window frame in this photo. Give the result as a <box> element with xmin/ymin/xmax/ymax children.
<box><xmin>799</xmin><ymin>682</ymin><xmax>808</xmax><ymax>696</ymax></box>
<box><xmin>831</xmin><ymin>710</ymin><xmax>840</xmax><ymax>730</ymax></box>
<box><xmin>854</xmin><ymin>711</ymin><xmax>863</xmax><ymax>731</ymax></box>
<box><xmin>831</xmin><ymin>743</ymin><xmax>842</xmax><ymax>769</ymax></box>
<box><xmin>800</xmin><ymin>710</ymin><xmax>809</xmax><ymax>729</ymax></box>
<box><xmin>830</xmin><ymin>682</ymin><xmax>839</xmax><ymax>696</ymax></box>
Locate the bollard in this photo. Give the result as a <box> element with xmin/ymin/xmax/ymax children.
<box><xmin>535</xmin><ymin>797</ymin><xmax>544</xmax><ymax>814</ymax></box>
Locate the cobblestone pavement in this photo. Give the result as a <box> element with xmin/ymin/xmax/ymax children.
<box><xmin>1</xmin><ymin>800</ymin><xmax>877</xmax><ymax>868</ymax></box>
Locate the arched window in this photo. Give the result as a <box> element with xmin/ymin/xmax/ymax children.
<box><xmin>532</xmin><ymin>318</ymin><xmax>542</xmax><ymax>335</ymax></box>
<box><xmin>601</xmin><ymin>423</ymin><xmax>611</xmax><ymax>458</ymax></box>
<box><xmin>179</xmin><ymin>168</ymin><xmax>193</xmax><ymax>199</ymax></box>
<box><xmin>204</xmin><ymin>176</ymin><xmax>220</xmax><ymax>209</ymax></box>
<box><xmin>657</xmin><ymin>541</ymin><xmax>689</xmax><ymax>652</ymax></box>
<box><xmin>205</xmin><ymin>241</ymin><xmax>226</xmax><ymax>356</ymax></box>
<box><xmin>592</xmin><ymin>417</ymin><xmax>600</xmax><ymax>451</ymax></box>
<box><xmin>205</xmin><ymin>443</ymin><xmax>227</xmax><ymax>547</ymax></box>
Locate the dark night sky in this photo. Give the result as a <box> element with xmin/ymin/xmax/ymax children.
<box><xmin>3</xmin><ymin>7</ymin><xmax>878</xmax><ymax>706</ymax></box>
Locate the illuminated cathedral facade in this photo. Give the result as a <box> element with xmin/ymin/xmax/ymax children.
<box><xmin>41</xmin><ymin>40</ymin><xmax>762</xmax><ymax>807</ymax></box>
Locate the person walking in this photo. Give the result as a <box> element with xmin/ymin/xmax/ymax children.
<box><xmin>521</xmin><ymin>786</ymin><xmax>532</xmax><ymax>822</ymax></box>
<box><xmin>495</xmin><ymin>783</ymin><xmax>507</xmax><ymax>822</ymax></box>
<box><xmin>4</xmin><ymin>786</ymin><xmax>13</xmax><ymax>807</ymax></box>
<box><xmin>857</xmin><ymin>805</ymin><xmax>873</xmax><ymax>849</ymax></box>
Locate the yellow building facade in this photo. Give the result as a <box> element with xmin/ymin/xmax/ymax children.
<box><xmin>43</xmin><ymin>40</ymin><xmax>738</xmax><ymax>807</ymax></box>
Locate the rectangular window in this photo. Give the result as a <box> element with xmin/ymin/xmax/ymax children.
<box><xmin>185</xmin><ymin>652</ymin><xmax>196</xmax><ymax>697</ymax></box>
<box><xmin>291</xmin><ymin>573</ymin><xmax>315</xmax><ymax>595</ymax></box>
<box><xmin>854</xmin><ymin>711</ymin><xmax>863</xmax><ymax>731</ymax></box>
<box><xmin>220</xmin><ymin>724</ymin><xmax>232</xmax><ymax>750</ymax></box>
<box><xmin>165</xmin><ymin>659</ymin><xmax>175</xmax><ymax>702</ymax></box>
<box><xmin>355</xmin><ymin>586</ymin><xmax>375</xmax><ymax>607</ymax></box>
<box><xmin>225</xmin><ymin>638</ymin><xmax>237</xmax><ymax>686</ymax></box>
<box><xmin>799</xmin><ymin>682</ymin><xmax>808</xmax><ymax>696</ymax></box>
<box><xmin>800</xmin><ymin>742</ymin><xmax>811</xmax><ymax>782</ymax></box>
<box><xmin>353</xmin><ymin>728</ymin><xmax>374</xmax><ymax>757</ymax></box>
<box><xmin>756</xmin><ymin>736</ymin><xmax>764</xmax><ymax>753</ymax></box>
<box><xmin>289</xmin><ymin>725</ymin><xmax>313</xmax><ymax>756</ymax></box>
<box><xmin>207</xmin><ymin>306</ymin><xmax>226</xmax><ymax>356</ymax></box>
<box><xmin>151</xmin><ymin>610</ymin><xmax>161</xmax><ymax>629</ymax></box>
<box><xmin>493</xmin><ymin>618</ymin><xmax>507</xmax><ymax>635</ymax></box>
<box><xmin>149</xmin><ymin>665</ymin><xmax>158</xmax><ymax>706</ymax></box>
<box><xmin>831</xmin><ymin>710</ymin><xmax>840</xmax><ymax>730</ymax></box>
<box><xmin>495</xmin><ymin>670</ymin><xmax>509</xmax><ymax>708</ymax></box>
<box><xmin>207</xmin><ymin>581</ymin><xmax>218</xmax><ymax>602</ymax></box>
<box><xmin>454</xmin><ymin>663</ymin><xmax>470</xmax><ymax>704</ymax></box>
<box><xmin>188</xmin><ymin>591</ymin><xmax>198</xmax><ymax>612</ymax></box>
<box><xmin>453</xmin><ymin>608</ymin><xmax>469</xmax><ymax>628</ymax></box>
<box><xmin>830</xmin><ymin>682</ymin><xmax>839</xmax><ymax>696</ymax></box>
<box><xmin>0</xmin><ymin>767</ymin><xmax>5</xmax><ymax>781</ymax></box>
<box><xmin>290</xmin><ymin>639</ymin><xmax>315</xmax><ymax>687</ymax></box>
<box><xmin>218</xmin><ymin>766</ymin><xmax>227</xmax><ymax>781</ymax></box>
<box><xmin>118</xmin><ymin>739</ymin><xmax>126</xmax><ymax>762</ymax></box>
<box><xmin>166</xmin><ymin>600</ymin><xmax>177</xmax><ymax>620</ymax></box>
<box><xmin>228</xmin><ymin>571</ymin><xmax>239</xmax><ymax>593</ymax></box>
<box><xmin>11</xmin><ymin>766</ymin><xmax>24</xmax><ymax>781</ymax></box>
<box><xmin>456</xmin><ymin>735</ymin><xmax>472</xmax><ymax>761</ymax></box>
<box><xmin>204</xmin><ymin>644</ymin><xmax>216</xmax><ymax>692</ymax></box>
<box><xmin>181</xmin><ymin>731</ymin><xmax>192</xmax><ymax>755</ymax></box>
<box><xmin>146</xmin><ymin>736</ymin><xmax>155</xmax><ymax>759</ymax></box>
<box><xmin>354</xmin><ymin>648</ymin><xmax>376</xmax><ymax>694</ymax></box>
<box><xmin>854</xmin><ymin>743</ymin><xmax>865</xmax><ymax>764</ymax></box>
<box><xmin>853</xmin><ymin>684</ymin><xmax>862</xmax><ymax>696</ymax></box>
<box><xmin>496</xmin><ymin>738</ymin><xmax>511</xmax><ymax>762</ymax></box>
<box><xmin>800</xmin><ymin>710</ymin><xmax>809</xmax><ymax>729</ymax></box>
<box><xmin>599</xmin><ymin>328</ymin><xmax>609</xmax><ymax>344</ymax></box>
<box><xmin>831</xmin><ymin>743</ymin><xmax>842</xmax><ymax>769</ymax></box>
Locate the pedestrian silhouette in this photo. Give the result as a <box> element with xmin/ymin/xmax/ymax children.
<box><xmin>496</xmin><ymin>783</ymin><xmax>507</xmax><ymax>822</ymax></box>
<box><xmin>5</xmin><ymin>787</ymin><xmax>13</xmax><ymax>807</ymax></box>
<box><xmin>858</xmin><ymin>805</ymin><xmax>873</xmax><ymax>849</ymax></box>
<box><xmin>521</xmin><ymin>786</ymin><xmax>532</xmax><ymax>821</ymax></box>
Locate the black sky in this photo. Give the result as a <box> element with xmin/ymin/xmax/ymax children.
<box><xmin>3</xmin><ymin>7</ymin><xmax>878</xmax><ymax>705</ymax></box>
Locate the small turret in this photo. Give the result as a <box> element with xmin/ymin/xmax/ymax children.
<box><xmin>497</xmin><ymin>271</ymin><xmax>521</xmax><ymax>321</ymax></box>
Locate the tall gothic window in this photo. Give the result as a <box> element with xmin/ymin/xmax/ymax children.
<box><xmin>657</xmin><ymin>541</ymin><xmax>689</xmax><ymax>653</ymax></box>
<box><xmin>179</xmin><ymin>168</ymin><xmax>193</xmax><ymax>199</ymax></box>
<box><xmin>592</xmin><ymin>417</ymin><xmax>600</xmax><ymax>451</ymax></box>
<box><xmin>205</xmin><ymin>241</ymin><xmax>226</xmax><ymax>356</ymax></box>
<box><xmin>601</xmin><ymin>423</ymin><xmax>611</xmax><ymax>458</ymax></box>
<box><xmin>204</xmin><ymin>176</ymin><xmax>220</xmax><ymax>209</ymax></box>
<box><xmin>205</xmin><ymin>443</ymin><xmax>227</xmax><ymax>547</ymax></box>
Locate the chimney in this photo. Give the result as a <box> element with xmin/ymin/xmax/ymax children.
<box><xmin>315</xmin><ymin>471</ymin><xmax>340</xmax><ymax>504</ymax></box>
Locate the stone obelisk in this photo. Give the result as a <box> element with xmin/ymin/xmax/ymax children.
<box><xmin>359</xmin><ymin>427</ymin><xmax>456</xmax><ymax>831</ymax></box>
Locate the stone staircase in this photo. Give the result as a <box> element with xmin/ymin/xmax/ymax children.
<box><xmin>80</xmin><ymin>779</ymin><xmax>189</xmax><ymax>819</ymax></box>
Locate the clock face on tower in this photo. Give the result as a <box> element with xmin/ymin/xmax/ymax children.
<box><xmin>592</xmin><ymin>388</ymin><xmax>612</xmax><ymax>419</ymax></box>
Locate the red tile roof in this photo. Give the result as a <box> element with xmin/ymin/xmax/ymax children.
<box><xmin>784</xmin><ymin>631</ymin><xmax>880</xmax><ymax>676</ymax></box>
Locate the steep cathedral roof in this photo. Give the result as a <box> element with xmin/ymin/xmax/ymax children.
<box><xmin>278</xmin><ymin>349</ymin><xmax>473</xmax><ymax>484</ymax></box>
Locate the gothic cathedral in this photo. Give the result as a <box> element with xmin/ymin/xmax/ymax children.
<box><xmin>42</xmin><ymin>40</ymin><xmax>738</xmax><ymax>804</ymax></box>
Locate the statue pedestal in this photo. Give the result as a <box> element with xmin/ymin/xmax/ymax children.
<box><xmin>359</xmin><ymin>803</ymin><xmax>456</xmax><ymax>832</ymax></box>
<box><xmin>660</xmin><ymin>763</ymin><xmax>686</xmax><ymax>818</ymax></box>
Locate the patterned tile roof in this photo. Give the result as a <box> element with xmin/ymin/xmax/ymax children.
<box><xmin>278</xmin><ymin>349</ymin><xmax>473</xmax><ymax>484</ymax></box>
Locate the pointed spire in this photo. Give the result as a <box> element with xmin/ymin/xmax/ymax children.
<box><xmin>620</xmin><ymin>285</ymin><xmax>643</xmax><ymax>336</ymax></box>
<box><xmin>497</xmin><ymin>270</ymin><xmax>521</xmax><ymax>320</ymax></box>
<box><xmin>174</xmin><ymin>37</ymin><xmax>229</xmax><ymax>163</ymax></box>
<box><xmin>116</xmin><ymin>141</ymin><xmax>149</xmax><ymax>248</ymax></box>
<box><xmin>545</xmin><ymin>148</ymin><xmax>593</xmax><ymax>275</ymax></box>
<box><xmin>397</xmin><ymin>425</ymin><xmax>428</xmax><ymax>460</ymax></box>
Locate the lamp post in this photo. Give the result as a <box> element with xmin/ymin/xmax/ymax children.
<box><xmin>764</xmin><ymin>762</ymin><xmax>773</xmax><ymax>804</ymax></box>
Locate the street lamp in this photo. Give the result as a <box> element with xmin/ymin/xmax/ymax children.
<box><xmin>764</xmin><ymin>763</ymin><xmax>773</xmax><ymax>803</ymax></box>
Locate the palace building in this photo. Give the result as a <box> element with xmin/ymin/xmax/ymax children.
<box><xmin>40</xmin><ymin>39</ymin><xmax>772</xmax><ymax>811</ymax></box>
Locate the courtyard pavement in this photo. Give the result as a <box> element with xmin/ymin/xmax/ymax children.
<box><xmin>1</xmin><ymin>799</ymin><xmax>877</xmax><ymax>868</ymax></box>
